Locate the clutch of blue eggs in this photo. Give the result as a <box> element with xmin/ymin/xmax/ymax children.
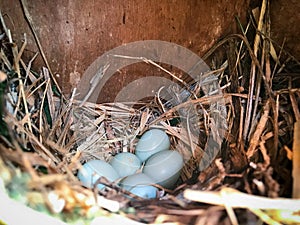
<box><xmin>77</xmin><ymin>129</ymin><xmax>184</xmax><ymax>199</ymax></box>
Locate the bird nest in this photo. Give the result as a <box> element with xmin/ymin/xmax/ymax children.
<box><xmin>0</xmin><ymin>2</ymin><xmax>300</xmax><ymax>225</ymax></box>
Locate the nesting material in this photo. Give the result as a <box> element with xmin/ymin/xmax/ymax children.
<box><xmin>0</xmin><ymin>1</ymin><xmax>300</xmax><ymax>224</ymax></box>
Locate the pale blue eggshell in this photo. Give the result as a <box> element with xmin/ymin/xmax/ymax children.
<box><xmin>110</xmin><ymin>152</ymin><xmax>141</xmax><ymax>177</ymax></box>
<box><xmin>143</xmin><ymin>150</ymin><xmax>183</xmax><ymax>189</ymax></box>
<box><xmin>77</xmin><ymin>159</ymin><xmax>119</xmax><ymax>190</ymax></box>
<box><xmin>120</xmin><ymin>173</ymin><xmax>158</xmax><ymax>199</ymax></box>
<box><xmin>135</xmin><ymin>129</ymin><xmax>170</xmax><ymax>162</ymax></box>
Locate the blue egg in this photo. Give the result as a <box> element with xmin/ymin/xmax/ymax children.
<box><xmin>110</xmin><ymin>152</ymin><xmax>141</xmax><ymax>177</ymax></box>
<box><xmin>120</xmin><ymin>173</ymin><xmax>158</xmax><ymax>199</ymax></box>
<box><xmin>143</xmin><ymin>150</ymin><xmax>183</xmax><ymax>189</ymax></box>
<box><xmin>77</xmin><ymin>159</ymin><xmax>119</xmax><ymax>190</ymax></box>
<box><xmin>135</xmin><ymin>129</ymin><xmax>170</xmax><ymax>162</ymax></box>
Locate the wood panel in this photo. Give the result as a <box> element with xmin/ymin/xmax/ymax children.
<box><xmin>1</xmin><ymin>0</ymin><xmax>250</xmax><ymax>101</ymax></box>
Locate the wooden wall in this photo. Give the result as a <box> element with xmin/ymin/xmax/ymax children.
<box><xmin>1</xmin><ymin>0</ymin><xmax>250</xmax><ymax>101</ymax></box>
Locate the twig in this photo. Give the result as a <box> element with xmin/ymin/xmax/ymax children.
<box><xmin>272</xmin><ymin>92</ymin><xmax>280</xmax><ymax>161</ymax></box>
<box><xmin>292</xmin><ymin>121</ymin><xmax>300</xmax><ymax>198</ymax></box>
<box><xmin>5</xmin><ymin>114</ymin><xmax>60</xmax><ymax>164</ymax></box>
<box><xmin>244</xmin><ymin>0</ymin><xmax>267</xmax><ymax>142</ymax></box>
<box><xmin>259</xmin><ymin>140</ymin><xmax>270</xmax><ymax>166</ymax></box>
<box><xmin>79</xmin><ymin>63</ymin><xmax>110</xmax><ymax>106</ymax></box>
<box><xmin>43</xmin><ymin>67</ymin><xmax>55</xmax><ymax>124</ymax></box>
<box><xmin>19</xmin><ymin>0</ymin><xmax>64</xmax><ymax>98</ymax></box>
<box><xmin>249</xmin><ymin>209</ymin><xmax>281</xmax><ymax>225</ymax></box>
<box><xmin>26</xmin><ymin>79</ymin><xmax>47</xmax><ymax>100</ymax></box>
<box><xmin>183</xmin><ymin>187</ymin><xmax>300</xmax><ymax>210</ymax></box>
<box><xmin>265</xmin><ymin>0</ymin><xmax>271</xmax><ymax>85</ymax></box>
<box><xmin>22</xmin><ymin>52</ymin><xmax>39</xmax><ymax>86</ymax></box>
<box><xmin>247</xmin><ymin>99</ymin><xmax>270</xmax><ymax>159</ymax></box>
<box><xmin>238</xmin><ymin>103</ymin><xmax>244</xmax><ymax>151</ymax></box>
<box><xmin>112</xmin><ymin>54</ymin><xmax>191</xmax><ymax>93</ymax></box>
<box><xmin>149</xmin><ymin>94</ymin><xmax>222</xmax><ymax>125</ymax></box>
<box><xmin>0</xmin><ymin>10</ymin><xmax>10</xmax><ymax>39</ymax></box>
<box><xmin>39</xmin><ymin>79</ymin><xmax>51</xmax><ymax>142</ymax></box>
<box><xmin>0</xmin><ymin>48</ymin><xmax>12</xmax><ymax>70</ymax></box>
<box><xmin>11</xmin><ymin>33</ymin><xmax>33</xmax><ymax>133</ymax></box>
<box><xmin>289</xmin><ymin>92</ymin><xmax>300</xmax><ymax>121</ymax></box>
<box><xmin>186</xmin><ymin>110</ymin><xmax>196</xmax><ymax>158</ymax></box>
<box><xmin>271</xmin><ymin>38</ymin><xmax>286</xmax><ymax>80</ymax></box>
<box><xmin>221</xmin><ymin>191</ymin><xmax>238</xmax><ymax>225</ymax></box>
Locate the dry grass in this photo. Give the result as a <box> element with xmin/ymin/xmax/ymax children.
<box><xmin>0</xmin><ymin>0</ymin><xmax>300</xmax><ymax>224</ymax></box>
